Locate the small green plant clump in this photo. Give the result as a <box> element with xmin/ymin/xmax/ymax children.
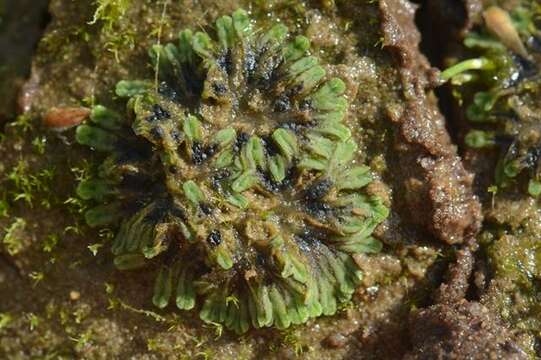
<box><xmin>443</xmin><ymin>1</ymin><xmax>541</xmax><ymax>196</ymax></box>
<box><xmin>74</xmin><ymin>9</ymin><xmax>388</xmax><ymax>333</ymax></box>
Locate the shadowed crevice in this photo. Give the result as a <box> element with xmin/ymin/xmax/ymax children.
<box><xmin>0</xmin><ymin>0</ymin><xmax>50</xmax><ymax>123</ymax></box>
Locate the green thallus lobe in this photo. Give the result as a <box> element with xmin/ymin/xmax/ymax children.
<box><xmin>442</xmin><ymin>2</ymin><xmax>541</xmax><ymax>196</ymax></box>
<box><xmin>75</xmin><ymin>9</ymin><xmax>388</xmax><ymax>333</ymax></box>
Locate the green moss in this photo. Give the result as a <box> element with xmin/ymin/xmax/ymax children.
<box><xmin>0</xmin><ymin>196</ymin><xmax>9</xmax><ymax>218</ymax></box>
<box><xmin>485</xmin><ymin>230</ymin><xmax>541</xmax><ymax>338</ymax></box>
<box><xmin>11</xmin><ymin>113</ymin><xmax>34</xmax><ymax>133</ymax></box>
<box><xmin>444</xmin><ymin>1</ymin><xmax>541</xmax><ymax>195</ymax></box>
<box><xmin>0</xmin><ymin>313</ymin><xmax>12</xmax><ymax>330</ymax></box>
<box><xmin>89</xmin><ymin>0</ymin><xmax>136</xmax><ymax>62</ymax></box>
<box><xmin>26</xmin><ymin>313</ymin><xmax>40</xmax><ymax>331</ymax></box>
<box><xmin>74</xmin><ymin>9</ymin><xmax>388</xmax><ymax>334</ymax></box>
<box><xmin>7</xmin><ymin>160</ymin><xmax>56</xmax><ymax>208</ymax></box>
<box><xmin>486</xmin><ymin>210</ymin><xmax>541</xmax><ymax>289</ymax></box>
<box><xmin>90</xmin><ymin>0</ymin><xmax>131</xmax><ymax>29</ymax></box>
<box><xmin>2</xmin><ymin>217</ymin><xmax>27</xmax><ymax>255</ymax></box>
<box><xmin>29</xmin><ymin>271</ymin><xmax>45</xmax><ymax>287</ymax></box>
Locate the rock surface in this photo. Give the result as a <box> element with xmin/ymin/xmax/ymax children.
<box><xmin>404</xmin><ymin>301</ymin><xmax>527</xmax><ymax>360</ymax></box>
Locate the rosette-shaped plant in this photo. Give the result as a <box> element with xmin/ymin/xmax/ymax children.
<box><xmin>75</xmin><ymin>9</ymin><xmax>388</xmax><ymax>333</ymax></box>
<box><xmin>442</xmin><ymin>1</ymin><xmax>541</xmax><ymax>195</ymax></box>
